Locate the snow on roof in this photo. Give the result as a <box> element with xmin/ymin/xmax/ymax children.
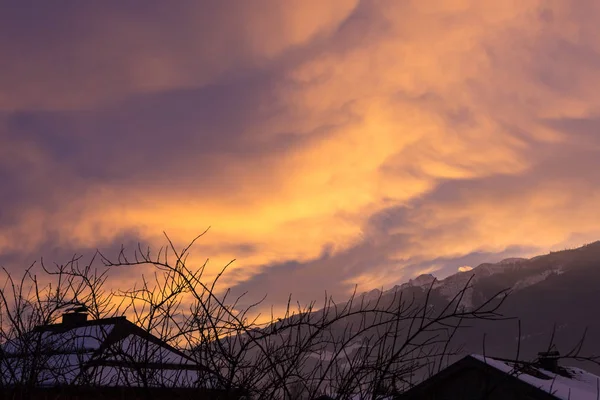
<box><xmin>1</xmin><ymin>322</ymin><xmax>115</xmax><ymax>386</ymax></box>
<box><xmin>0</xmin><ymin>316</ymin><xmax>209</xmax><ymax>388</ymax></box>
<box><xmin>2</xmin><ymin>323</ymin><xmax>114</xmax><ymax>355</ymax></box>
<box><xmin>471</xmin><ymin>354</ymin><xmax>600</xmax><ymax>400</ymax></box>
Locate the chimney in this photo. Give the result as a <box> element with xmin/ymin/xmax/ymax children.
<box><xmin>62</xmin><ymin>305</ymin><xmax>88</xmax><ymax>326</ymax></box>
<box><xmin>538</xmin><ymin>350</ymin><xmax>560</xmax><ymax>372</ymax></box>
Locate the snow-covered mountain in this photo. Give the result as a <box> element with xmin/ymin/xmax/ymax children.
<box><xmin>258</xmin><ymin>241</ymin><xmax>600</xmax><ymax>381</ymax></box>
<box><xmin>367</xmin><ymin>242</ymin><xmax>600</xmax><ymax>309</ymax></box>
<box><xmin>344</xmin><ymin>241</ymin><xmax>600</xmax><ymax>372</ymax></box>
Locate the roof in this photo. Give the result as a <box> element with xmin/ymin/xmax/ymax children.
<box><xmin>0</xmin><ymin>314</ymin><xmax>214</xmax><ymax>388</ymax></box>
<box><xmin>471</xmin><ymin>354</ymin><xmax>600</xmax><ymax>400</ymax></box>
<box><xmin>399</xmin><ymin>354</ymin><xmax>600</xmax><ymax>400</ymax></box>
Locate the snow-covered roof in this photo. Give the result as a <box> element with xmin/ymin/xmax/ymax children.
<box><xmin>471</xmin><ymin>354</ymin><xmax>600</xmax><ymax>400</ymax></box>
<box><xmin>0</xmin><ymin>315</ymin><xmax>211</xmax><ymax>388</ymax></box>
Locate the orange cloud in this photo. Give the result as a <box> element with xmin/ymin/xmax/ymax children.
<box><xmin>2</xmin><ymin>0</ymin><xmax>600</xmax><ymax>309</ymax></box>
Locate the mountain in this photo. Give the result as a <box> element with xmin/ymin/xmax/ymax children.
<box><xmin>360</xmin><ymin>241</ymin><xmax>600</xmax><ymax>372</ymax></box>
<box><xmin>224</xmin><ymin>241</ymin><xmax>600</xmax><ymax>395</ymax></box>
<box><xmin>312</xmin><ymin>242</ymin><xmax>600</xmax><ymax>371</ymax></box>
<box><xmin>363</xmin><ymin>242</ymin><xmax>600</xmax><ymax>309</ymax></box>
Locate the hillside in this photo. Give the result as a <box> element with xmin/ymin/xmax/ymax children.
<box><xmin>258</xmin><ymin>242</ymin><xmax>600</xmax><ymax>376</ymax></box>
<box><xmin>358</xmin><ymin>241</ymin><xmax>600</xmax><ymax>372</ymax></box>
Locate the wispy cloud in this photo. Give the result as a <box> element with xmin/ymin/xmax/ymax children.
<box><xmin>2</xmin><ymin>1</ymin><xmax>600</xmax><ymax>311</ymax></box>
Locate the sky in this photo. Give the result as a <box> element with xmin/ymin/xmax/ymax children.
<box><xmin>2</xmin><ymin>0</ymin><xmax>600</xmax><ymax>313</ymax></box>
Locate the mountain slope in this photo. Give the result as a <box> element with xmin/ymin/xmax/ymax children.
<box><xmin>239</xmin><ymin>241</ymin><xmax>600</xmax><ymax>391</ymax></box>
<box><xmin>333</xmin><ymin>241</ymin><xmax>600</xmax><ymax>372</ymax></box>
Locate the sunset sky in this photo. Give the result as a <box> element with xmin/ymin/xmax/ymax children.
<box><xmin>2</xmin><ymin>1</ymin><xmax>600</xmax><ymax>311</ymax></box>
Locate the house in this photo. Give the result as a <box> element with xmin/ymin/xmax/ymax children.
<box><xmin>398</xmin><ymin>352</ymin><xmax>600</xmax><ymax>400</ymax></box>
<box><xmin>0</xmin><ymin>309</ymin><xmax>244</xmax><ymax>399</ymax></box>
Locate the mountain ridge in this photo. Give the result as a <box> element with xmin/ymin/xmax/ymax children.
<box><xmin>359</xmin><ymin>241</ymin><xmax>600</xmax><ymax>308</ymax></box>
